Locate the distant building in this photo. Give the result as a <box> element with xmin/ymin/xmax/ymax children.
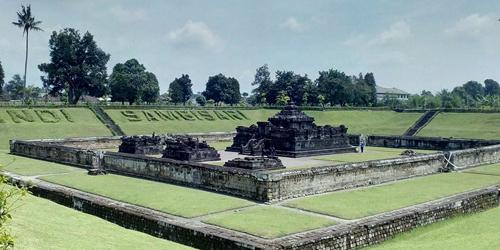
<box><xmin>376</xmin><ymin>86</ymin><xmax>410</xmax><ymax>101</ymax></box>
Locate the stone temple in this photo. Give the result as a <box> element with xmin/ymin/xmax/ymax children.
<box><xmin>226</xmin><ymin>101</ymin><xmax>356</xmax><ymax>157</ymax></box>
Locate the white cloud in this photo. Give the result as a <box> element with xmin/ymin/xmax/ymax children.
<box><xmin>445</xmin><ymin>14</ymin><xmax>496</xmax><ymax>37</ymax></box>
<box><xmin>371</xmin><ymin>21</ymin><xmax>412</xmax><ymax>45</ymax></box>
<box><xmin>167</xmin><ymin>20</ymin><xmax>222</xmax><ymax>51</ymax></box>
<box><xmin>110</xmin><ymin>6</ymin><xmax>147</xmax><ymax>22</ymax></box>
<box><xmin>280</xmin><ymin>17</ymin><xmax>305</xmax><ymax>33</ymax></box>
<box><xmin>343</xmin><ymin>21</ymin><xmax>412</xmax><ymax>47</ymax></box>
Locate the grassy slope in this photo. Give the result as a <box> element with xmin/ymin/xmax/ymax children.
<box><xmin>0</xmin><ymin>151</ymin><xmax>82</xmax><ymax>176</ymax></box>
<box><xmin>10</xmin><ymin>190</ymin><xmax>192</xmax><ymax>250</ymax></box>
<box><xmin>105</xmin><ymin>109</ymin><xmax>420</xmax><ymax>136</ymax></box>
<box><xmin>417</xmin><ymin>113</ymin><xmax>500</xmax><ymax>140</ymax></box>
<box><xmin>41</xmin><ymin>172</ymin><xmax>254</xmax><ymax>218</ymax></box>
<box><xmin>0</xmin><ymin>108</ymin><xmax>111</xmax><ymax>150</ymax></box>
<box><xmin>371</xmin><ymin>207</ymin><xmax>500</xmax><ymax>250</ymax></box>
<box><xmin>305</xmin><ymin>110</ymin><xmax>420</xmax><ymax>135</ymax></box>
<box><xmin>314</xmin><ymin>146</ymin><xmax>435</xmax><ymax>163</ymax></box>
<box><xmin>284</xmin><ymin>173</ymin><xmax>500</xmax><ymax>219</ymax></box>
<box><xmin>465</xmin><ymin>163</ymin><xmax>500</xmax><ymax>176</ymax></box>
<box><xmin>203</xmin><ymin>206</ymin><xmax>336</xmax><ymax>239</ymax></box>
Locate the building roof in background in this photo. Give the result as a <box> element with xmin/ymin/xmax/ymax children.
<box><xmin>376</xmin><ymin>86</ymin><xmax>410</xmax><ymax>95</ymax></box>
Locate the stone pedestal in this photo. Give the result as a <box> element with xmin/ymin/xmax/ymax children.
<box><xmin>224</xmin><ymin>156</ymin><xmax>285</xmax><ymax>170</ymax></box>
<box><xmin>162</xmin><ymin>136</ymin><xmax>220</xmax><ymax>162</ymax></box>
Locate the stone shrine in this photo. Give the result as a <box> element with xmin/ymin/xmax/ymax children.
<box><xmin>226</xmin><ymin>101</ymin><xmax>356</xmax><ymax>157</ymax></box>
<box><xmin>224</xmin><ymin>156</ymin><xmax>285</xmax><ymax>170</ymax></box>
<box><xmin>162</xmin><ymin>136</ymin><xmax>220</xmax><ymax>162</ymax></box>
<box><xmin>118</xmin><ymin>135</ymin><xmax>164</xmax><ymax>155</ymax></box>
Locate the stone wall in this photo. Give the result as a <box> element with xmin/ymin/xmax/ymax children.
<box><xmin>364</xmin><ymin>135</ymin><xmax>500</xmax><ymax>151</ymax></box>
<box><xmin>447</xmin><ymin>144</ymin><xmax>500</xmax><ymax>170</ymax></box>
<box><xmin>263</xmin><ymin>154</ymin><xmax>445</xmax><ymax>201</ymax></box>
<box><xmin>9</xmin><ymin>140</ymin><xmax>97</xmax><ymax>168</ymax></box>
<box><xmin>279</xmin><ymin>186</ymin><xmax>500</xmax><ymax>250</ymax></box>
<box><xmin>8</xmin><ymin>173</ymin><xmax>499</xmax><ymax>250</ymax></box>
<box><xmin>103</xmin><ymin>152</ymin><xmax>263</xmax><ymax>200</ymax></box>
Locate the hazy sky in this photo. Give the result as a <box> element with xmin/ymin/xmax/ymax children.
<box><xmin>1</xmin><ymin>0</ymin><xmax>499</xmax><ymax>94</ymax></box>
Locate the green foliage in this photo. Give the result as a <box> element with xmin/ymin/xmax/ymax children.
<box><xmin>203</xmin><ymin>206</ymin><xmax>336</xmax><ymax>239</ymax></box>
<box><xmin>202</xmin><ymin>74</ymin><xmax>241</xmax><ymax>105</ymax></box>
<box><xmin>0</xmin><ymin>176</ymin><xmax>27</xmax><ymax>249</ymax></box>
<box><xmin>276</xmin><ymin>90</ymin><xmax>290</xmax><ymax>105</ymax></box>
<box><xmin>484</xmin><ymin>79</ymin><xmax>500</xmax><ymax>96</ymax></box>
<box><xmin>168</xmin><ymin>74</ymin><xmax>193</xmax><ymax>104</ymax></box>
<box><xmin>12</xmin><ymin>4</ymin><xmax>43</xmax><ymax>92</ymax></box>
<box><xmin>38</xmin><ymin>28</ymin><xmax>109</xmax><ymax>104</ymax></box>
<box><xmin>285</xmin><ymin>173</ymin><xmax>500</xmax><ymax>219</ymax></box>
<box><xmin>3</xmin><ymin>75</ymin><xmax>24</xmax><ymax>100</ymax></box>
<box><xmin>0</xmin><ymin>61</ymin><xmax>4</xmax><ymax>95</ymax></box>
<box><xmin>251</xmin><ymin>64</ymin><xmax>273</xmax><ymax>105</ymax></box>
<box><xmin>109</xmin><ymin>59</ymin><xmax>160</xmax><ymax>104</ymax></box>
<box><xmin>195</xmin><ymin>95</ymin><xmax>206</xmax><ymax>106</ymax></box>
<box><xmin>316</xmin><ymin>69</ymin><xmax>352</xmax><ymax>106</ymax></box>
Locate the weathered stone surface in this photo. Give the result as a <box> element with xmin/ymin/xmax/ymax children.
<box><xmin>119</xmin><ymin>135</ymin><xmax>165</xmax><ymax>155</ymax></box>
<box><xmin>162</xmin><ymin>136</ymin><xmax>220</xmax><ymax>162</ymax></box>
<box><xmin>224</xmin><ymin>156</ymin><xmax>285</xmax><ymax>170</ymax></box>
<box><xmin>227</xmin><ymin>102</ymin><xmax>356</xmax><ymax>157</ymax></box>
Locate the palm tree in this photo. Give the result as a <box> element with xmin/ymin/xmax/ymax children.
<box><xmin>12</xmin><ymin>4</ymin><xmax>42</xmax><ymax>91</ymax></box>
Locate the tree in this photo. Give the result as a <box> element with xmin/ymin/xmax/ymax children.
<box><xmin>484</xmin><ymin>79</ymin><xmax>500</xmax><ymax>96</ymax></box>
<box><xmin>202</xmin><ymin>74</ymin><xmax>241</xmax><ymax>105</ymax></box>
<box><xmin>0</xmin><ymin>61</ymin><xmax>4</xmax><ymax>95</ymax></box>
<box><xmin>303</xmin><ymin>81</ymin><xmax>320</xmax><ymax>105</ymax></box>
<box><xmin>364</xmin><ymin>72</ymin><xmax>377</xmax><ymax>105</ymax></box>
<box><xmin>276</xmin><ymin>91</ymin><xmax>290</xmax><ymax>105</ymax></box>
<box><xmin>12</xmin><ymin>4</ymin><xmax>43</xmax><ymax>91</ymax></box>
<box><xmin>251</xmin><ymin>64</ymin><xmax>273</xmax><ymax>104</ymax></box>
<box><xmin>168</xmin><ymin>74</ymin><xmax>192</xmax><ymax>104</ymax></box>
<box><xmin>462</xmin><ymin>81</ymin><xmax>484</xmax><ymax>100</ymax></box>
<box><xmin>4</xmin><ymin>75</ymin><xmax>25</xmax><ymax>100</ymax></box>
<box><xmin>195</xmin><ymin>95</ymin><xmax>206</xmax><ymax>106</ymax></box>
<box><xmin>109</xmin><ymin>59</ymin><xmax>159</xmax><ymax>104</ymax></box>
<box><xmin>0</xmin><ymin>175</ymin><xmax>27</xmax><ymax>249</ymax></box>
<box><xmin>38</xmin><ymin>28</ymin><xmax>109</xmax><ymax>104</ymax></box>
<box><xmin>316</xmin><ymin>69</ymin><xmax>352</xmax><ymax>106</ymax></box>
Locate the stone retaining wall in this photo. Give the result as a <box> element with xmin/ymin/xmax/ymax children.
<box><xmin>279</xmin><ymin>186</ymin><xmax>500</xmax><ymax>249</ymax></box>
<box><xmin>8</xmin><ymin>174</ymin><xmax>500</xmax><ymax>250</ymax></box>
<box><xmin>9</xmin><ymin>136</ymin><xmax>500</xmax><ymax>202</ymax></box>
<box><xmin>363</xmin><ymin>135</ymin><xmax>500</xmax><ymax>151</ymax></box>
<box><xmin>264</xmin><ymin>154</ymin><xmax>445</xmax><ymax>201</ymax></box>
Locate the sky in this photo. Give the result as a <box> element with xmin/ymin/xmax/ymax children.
<box><xmin>0</xmin><ymin>0</ymin><xmax>499</xmax><ymax>94</ymax></box>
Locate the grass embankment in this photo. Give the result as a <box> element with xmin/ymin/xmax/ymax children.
<box><xmin>9</xmin><ymin>190</ymin><xmax>192</xmax><ymax>250</ymax></box>
<box><xmin>465</xmin><ymin>163</ymin><xmax>500</xmax><ymax>176</ymax></box>
<box><xmin>284</xmin><ymin>173</ymin><xmax>500</xmax><ymax>219</ymax></box>
<box><xmin>203</xmin><ymin>206</ymin><xmax>336</xmax><ymax>239</ymax></box>
<box><xmin>417</xmin><ymin>113</ymin><xmax>500</xmax><ymax>140</ymax></box>
<box><xmin>371</xmin><ymin>207</ymin><xmax>500</xmax><ymax>250</ymax></box>
<box><xmin>41</xmin><ymin>172</ymin><xmax>254</xmax><ymax>218</ymax></box>
<box><xmin>314</xmin><ymin>146</ymin><xmax>435</xmax><ymax>164</ymax></box>
<box><xmin>105</xmin><ymin>108</ymin><xmax>420</xmax><ymax>136</ymax></box>
<box><xmin>0</xmin><ymin>108</ymin><xmax>112</xmax><ymax>150</ymax></box>
<box><xmin>0</xmin><ymin>151</ymin><xmax>81</xmax><ymax>176</ymax></box>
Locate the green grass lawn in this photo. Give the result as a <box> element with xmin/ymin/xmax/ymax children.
<box><xmin>210</xmin><ymin>140</ymin><xmax>232</xmax><ymax>150</ymax></box>
<box><xmin>0</xmin><ymin>108</ymin><xmax>112</xmax><ymax>150</ymax></box>
<box><xmin>314</xmin><ymin>146</ymin><xmax>435</xmax><ymax>164</ymax></box>
<box><xmin>9</xmin><ymin>189</ymin><xmax>192</xmax><ymax>250</ymax></box>
<box><xmin>371</xmin><ymin>207</ymin><xmax>500</xmax><ymax>250</ymax></box>
<box><xmin>417</xmin><ymin>112</ymin><xmax>500</xmax><ymax>140</ymax></box>
<box><xmin>203</xmin><ymin>206</ymin><xmax>336</xmax><ymax>239</ymax></box>
<box><xmin>41</xmin><ymin>172</ymin><xmax>254</xmax><ymax>218</ymax></box>
<box><xmin>465</xmin><ymin>163</ymin><xmax>500</xmax><ymax>176</ymax></box>
<box><xmin>105</xmin><ymin>109</ymin><xmax>421</xmax><ymax>136</ymax></box>
<box><xmin>284</xmin><ymin>173</ymin><xmax>500</xmax><ymax>219</ymax></box>
<box><xmin>0</xmin><ymin>151</ymin><xmax>82</xmax><ymax>176</ymax></box>
<box><xmin>304</xmin><ymin>110</ymin><xmax>420</xmax><ymax>135</ymax></box>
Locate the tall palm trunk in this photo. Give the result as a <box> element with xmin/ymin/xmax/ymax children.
<box><xmin>24</xmin><ymin>32</ymin><xmax>29</xmax><ymax>85</ymax></box>
<box><xmin>23</xmin><ymin>31</ymin><xmax>29</xmax><ymax>99</ymax></box>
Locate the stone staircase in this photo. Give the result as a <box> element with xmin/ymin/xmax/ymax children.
<box><xmin>403</xmin><ymin>110</ymin><xmax>439</xmax><ymax>136</ymax></box>
<box><xmin>89</xmin><ymin>105</ymin><xmax>125</xmax><ymax>136</ymax></box>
